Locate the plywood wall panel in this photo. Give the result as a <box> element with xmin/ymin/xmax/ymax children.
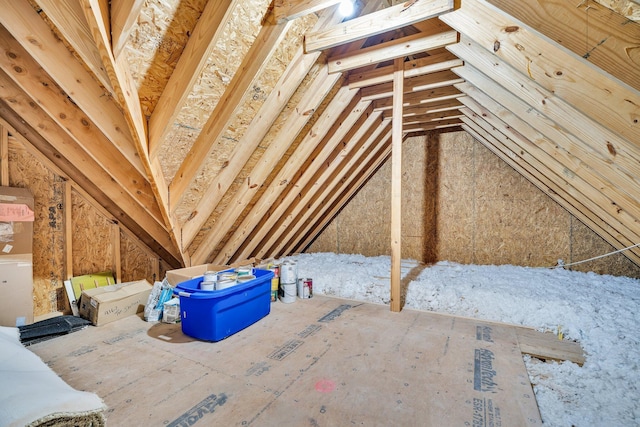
<box><xmin>569</xmin><ymin>218</ymin><xmax>640</xmax><ymax>276</ymax></box>
<box><xmin>71</xmin><ymin>189</ymin><xmax>115</xmax><ymax>277</ymax></box>
<box><xmin>120</xmin><ymin>230</ymin><xmax>159</xmax><ymax>284</ymax></box>
<box><xmin>436</xmin><ymin>131</ymin><xmax>475</xmax><ymax>264</ymax></box>
<box><xmin>310</xmin><ymin>134</ymin><xmax>437</xmax><ymax>261</ymax></box>
<box><xmin>308</xmin><ymin>220</ymin><xmax>338</xmax><ymax>253</ymax></box>
<box><xmin>471</xmin><ymin>135</ymin><xmax>571</xmax><ymax>266</ymax></box>
<box><xmin>4</xmin><ymin>132</ymin><xmax>168</xmax><ymax>318</ymax></box>
<box><xmin>8</xmin><ymin>139</ymin><xmax>66</xmax><ymax>316</ymax></box>
<box><xmin>310</xmin><ymin>130</ymin><xmax>640</xmax><ymax>278</ymax></box>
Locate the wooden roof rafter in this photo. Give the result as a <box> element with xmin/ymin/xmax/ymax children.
<box><xmin>34</xmin><ymin>0</ymin><xmax>115</xmax><ymax>96</ymax></box>
<box><xmin>208</xmin><ymin>84</ymin><xmax>365</xmax><ymax>265</ymax></box>
<box><xmin>0</xmin><ymin>99</ymin><xmax>181</xmax><ymax>265</ymax></box>
<box><xmin>455</xmin><ymin>72</ymin><xmax>640</xmax><ymax>261</ymax></box>
<box><xmin>110</xmin><ymin>0</ymin><xmax>145</xmax><ymax>60</ymax></box>
<box><xmin>167</xmin><ymin>12</ymin><xmax>293</xmax><ymax>214</ymax></box>
<box><xmin>265</xmin><ymin>115</ymin><xmax>392</xmax><ymax>259</ymax></box>
<box><xmin>484</xmin><ymin>0</ymin><xmax>640</xmax><ymax>92</ymax></box>
<box><xmin>148</xmin><ymin>0</ymin><xmax>239</xmax><ymax>159</ymax></box>
<box><xmin>274</xmin><ymin>0</ymin><xmax>342</xmax><ymax>22</ymax></box>
<box><xmin>0</xmin><ymin>61</ymin><xmax>160</xmax><ymax>222</ymax></box>
<box><xmin>439</xmin><ymin>0</ymin><xmax>640</xmax><ymax>144</ymax></box>
<box><xmin>80</xmin><ymin>0</ymin><xmax>186</xmax><ymax>262</ymax></box>
<box><xmin>246</xmin><ymin>101</ymin><xmax>379</xmax><ymax>260</ymax></box>
<box><xmin>178</xmin><ymin>5</ymin><xmax>349</xmax><ymax>250</ymax></box>
<box><xmin>292</xmin><ymin>131</ymin><xmax>393</xmax><ymax>255</ymax></box>
<box><xmin>279</xmin><ymin>124</ymin><xmax>393</xmax><ymax>257</ymax></box>
<box><xmin>460</xmin><ymin>109</ymin><xmax>640</xmax><ymax>266</ymax></box>
<box><xmin>0</xmin><ymin>1</ymin><xmax>144</xmax><ymax>175</ymax></box>
<box><xmin>186</xmin><ymin>65</ymin><xmax>342</xmax><ymax>264</ymax></box>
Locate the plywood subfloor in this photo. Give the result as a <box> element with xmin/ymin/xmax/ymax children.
<box><xmin>29</xmin><ymin>296</ymin><xmax>543</xmax><ymax>426</ymax></box>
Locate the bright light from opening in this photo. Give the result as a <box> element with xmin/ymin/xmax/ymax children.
<box><xmin>338</xmin><ymin>0</ymin><xmax>355</xmax><ymax>17</ymax></box>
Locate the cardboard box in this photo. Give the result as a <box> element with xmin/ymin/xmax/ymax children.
<box><xmin>79</xmin><ymin>280</ymin><xmax>152</xmax><ymax>326</ymax></box>
<box><xmin>0</xmin><ymin>187</ymin><xmax>34</xmax><ymax>327</ymax></box>
<box><xmin>165</xmin><ymin>258</ymin><xmax>259</xmax><ymax>286</ymax></box>
<box><xmin>0</xmin><ymin>186</ymin><xmax>34</xmax><ymax>256</ymax></box>
<box><xmin>0</xmin><ymin>254</ymin><xmax>34</xmax><ymax>327</ymax></box>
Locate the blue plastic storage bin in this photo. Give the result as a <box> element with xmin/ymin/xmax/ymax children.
<box><xmin>174</xmin><ymin>268</ymin><xmax>274</xmax><ymax>341</ymax></box>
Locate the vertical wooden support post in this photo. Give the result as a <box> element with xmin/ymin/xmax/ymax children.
<box><xmin>112</xmin><ymin>223</ymin><xmax>121</xmax><ymax>283</ymax></box>
<box><xmin>390</xmin><ymin>57</ymin><xmax>404</xmax><ymax>312</ymax></box>
<box><xmin>0</xmin><ymin>124</ymin><xmax>9</xmax><ymax>186</ymax></box>
<box><xmin>64</xmin><ymin>181</ymin><xmax>73</xmax><ymax>280</ymax></box>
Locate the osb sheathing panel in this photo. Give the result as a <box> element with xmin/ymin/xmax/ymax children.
<box><xmin>569</xmin><ymin>218</ymin><xmax>640</xmax><ymax>277</ymax></box>
<box><xmin>120</xmin><ymin>230</ymin><xmax>159</xmax><ymax>284</ymax></box>
<box><xmin>126</xmin><ymin>0</ymin><xmax>208</xmax><ymax>117</ymax></box>
<box><xmin>8</xmin><ymin>139</ymin><xmax>66</xmax><ymax>316</ymax></box>
<box><xmin>71</xmin><ymin>189</ymin><xmax>115</xmax><ymax>276</ymax></box>
<box><xmin>593</xmin><ymin>0</ymin><xmax>640</xmax><ymax>20</ymax></box>
<box><xmin>309</xmin><ymin>134</ymin><xmax>436</xmax><ymax>261</ymax></box>
<box><xmin>308</xmin><ymin>220</ymin><xmax>338</xmax><ymax>253</ymax></box>
<box><xmin>189</xmin><ymin>63</ymin><xmax>340</xmax><ymax>257</ymax></box>
<box><xmin>436</xmin><ymin>131</ymin><xmax>475</xmax><ymax>264</ymax></box>
<box><xmin>175</xmin><ymin>14</ymin><xmax>319</xmax><ymax>225</ymax></box>
<box><xmin>471</xmin><ymin>134</ymin><xmax>570</xmax><ymax>266</ymax></box>
<box><xmin>157</xmin><ymin>0</ymin><xmax>271</xmax><ymax>185</ymax></box>
<box><xmin>310</xmin><ymin>130</ymin><xmax>640</xmax><ymax>278</ymax></box>
<box><xmin>229</xmin><ymin>76</ymin><xmax>350</xmax><ymax>259</ymax></box>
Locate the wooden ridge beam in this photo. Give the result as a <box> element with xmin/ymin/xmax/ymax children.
<box><xmin>305</xmin><ymin>0</ymin><xmax>453</xmax><ymax>52</ymax></box>
<box><xmin>440</xmin><ymin>0</ymin><xmax>640</xmax><ymax>145</ymax></box>
<box><xmin>485</xmin><ymin>0</ymin><xmax>640</xmax><ymax>92</ymax></box>
<box><xmin>167</xmin><ymin>15</ymin><xmax>292</xmax><ymax>214</ymax></box>
<box><xmin>269</xmin><ymin>116</ymin><xmax>392</xmax><ymax>259</ymax></box>
<box><xmin>179</xmin><ymin>7</ymin><xmax>345</xmax><ymax>249</ymax></box>
<box><xmin>328</xmin><ymin>25</ymin><xmax>458</xmax><ymax>74</ymax></box>
<box><xmin>209</xmin><ymin>86</ymin><xmax>364</xmax><ymax>265</ymax></box>
<box><xmin>348</xmin><ymin>49</ymin><xmax>462</xmax><ymax>89</ymax></box>
<box><xmin>245</xmin><ymin>102</ymin><xmax>379</xmax><ymax>260</ymax></box>
<box><xmin>460</xmin><ymin>115</ymin><xmax>640</xmax><ymax>266</ymax></box>
<box><xmin>110</xmin><ymin>0</ymin><xmax>145</xmax><ymax>59</ymax></box>
<box><xmin>148</xmin><ymin>0</ymin><xmax>236</xmax><ymax>159</ymax></box>
<box><xmin>0</xmin><ymin>2</ymin><xmax>144</xmax><ymax>175</ymax></box>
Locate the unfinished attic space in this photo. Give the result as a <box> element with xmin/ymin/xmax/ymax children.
<box><xmin>1</xmin><ymin>0</ymin><xmax>639</xmax><ymax>425</ymax></box>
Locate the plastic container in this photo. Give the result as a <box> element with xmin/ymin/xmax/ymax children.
<box><xmin>174</xmin><ymin>268</ymin><xmax>274</xmax><ymax>341</ymax></box>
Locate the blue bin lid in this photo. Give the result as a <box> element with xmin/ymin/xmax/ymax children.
<box><xmin>174</xmin><ymin>269</ymin><xmax>273</xmax><ymax>299</ymax></box>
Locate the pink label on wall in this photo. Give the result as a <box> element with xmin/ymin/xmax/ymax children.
<box><xmin>0</xmin><ymin>203</ymin><xmax>34</xmax><ymax>222</ymax></box>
